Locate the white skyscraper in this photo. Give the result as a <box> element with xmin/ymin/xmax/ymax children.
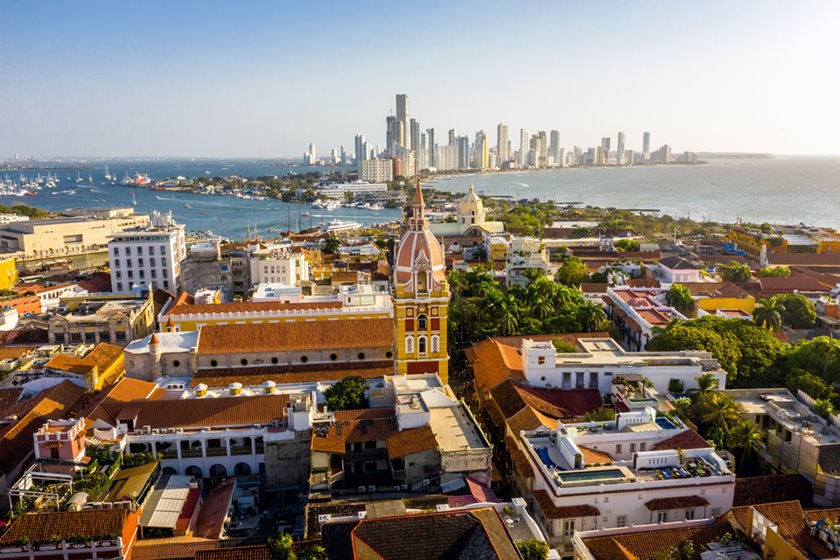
<box><xmin>643</xmin><ymin>131</ymin><xmax>651</xmax><ymax>161</ymax></box>
<box><xmin>519</xmin><ymin>128</ymin><xmax>529</xmax><ymax>167</ymax></box>
<box><xmin>497</xmin><ymin>123</ymin><xmax>509</xmax><ymax>164</ymax></box>
<box><xmin>616</xmin><ymin>132</ymin><xmax>625</xmax><ymax>166</ymax></box>
<box><xmin>304</xmin><ymin>142</ymin><xmax>317</xmax><ymax>165</ymax></box>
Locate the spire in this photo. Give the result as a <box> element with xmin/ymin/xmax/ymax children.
<box><xmin>150</xmin><ymin>333</ymin><xmax>160</xmax><ymax>345</ymax></box>
<box><xmin>468</xmin><ymin>181</ymin><xmax>475</xmax><ymax>194</ymax></box>
<box><xmin>409</xmin><ymin>178</ymin><xmax>426</xmax><ymax>230</ymax></box>
<box><xmin>413</xmin><ymin>177</ymin><xmax>424</xmax><ymax>206</ymax></box>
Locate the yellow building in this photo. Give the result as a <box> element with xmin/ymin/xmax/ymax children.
<box><xmin>694</xmin><ymin>283</ymin><xmax>756</xmax><ymax>315</ymax></box>
<box><xmin>44</xmin><ymin>342</ymin><xmax>125</xmax><ymax>392</ymax></box>
<box><xmin>0</xmin><ymin>257</ymin><xmax>17</xmax><ymax>291</ymax></box>
<box><xmin>392</xmin><ymin>181</ymin><xmax>450</xmax><ymax>382</ymax></box>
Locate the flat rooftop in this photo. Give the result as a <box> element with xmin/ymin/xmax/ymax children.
<box><xmin>429</xmin><ymin>404</ymin><xmax>489</xmax><ymax>453</ymax></box>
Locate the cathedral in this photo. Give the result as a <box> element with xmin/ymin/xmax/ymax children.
<box><xmin>392</xmin><ymin>181</ymin><xmax>450</xmax><ymax>382</ymax></box>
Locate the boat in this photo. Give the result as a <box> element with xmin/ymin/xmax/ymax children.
<box><xmin>88</xmin><ymin>174</ymin><xmax>94</xmax><ymax>183</ymax></box>
<box><xmin>302</xmin><ymin>211</ymin><xmax>311</xmax><ymax>217</ymax></box>
<box><xmin>104</xmin><ymin>166</ymin><xmax>113</xmax><ymax>181</ymax></box>
<box><xmin>131</xmin><ymin>189</ymin><xmax>137</xmax><ymax>206</ymax></box>
<box><xmin>321</xmin><ymin>219</ymin><xmax>362</xmax><ymax>233</ymax></box>
<box><xmin>184</xmin><ymin>203</ymin><xmax>192</xmax><ymax>208</ymax></box>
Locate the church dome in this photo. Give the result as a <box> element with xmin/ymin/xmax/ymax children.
<box><xmin>394</xmin><ymin>181</ymin><xmax>447</xmax><ymax>290</ymax></box>
<box><xmin>458</xmin><ymin>182</ymin><xmax>485</xmax><ymax>226</ymax></box>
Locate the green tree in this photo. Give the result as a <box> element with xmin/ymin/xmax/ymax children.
<box><xmin>324</xmin><ymin>376</ymin><xmax>368</xmax><ymax>411</ymax></box>
<box><xmin>584</xmin><ymin>406</ymin><xmax>617</xmax><ymax>422</ymax></box>
<box><xmin>552</xmin><ymin>338</ymin><xmax>579</xmax><ymax>353</ymax></box>
<box><xmin>555</xmin><ymin>256</ymin><xmax>589</xmax><ymax>286</ymax></box>
<box><xmin>695</xmin><ymin>373</ymin><xmax>719</xmax><ymax>395</ymax></box>
<box><xmin>297</xmin><ymin>545</ymin><xmax>328</xmax><ymax>560</ymax></box>
<box><xmin>787</xmin><ymin>337</ymin><xmax>840</xmax><ymax>383</ymax></box>
<box><xmin>785</xmin><ymin>368</ymin><xmax>836</xmax><ymax>400</ymax></box>
<box><xmin>728</xmin><ymin>419</ymin><xmax>764</xmax><ymax>474</ymax></box>
<box><xmin>771</xmin><ymin>293</ymin><xmax>817</xmax><ymax>329</ymax></box>
<box><xmin>753</xmin><ymin>298</ymin><xmax>784</xmax><ymax>331</ymax></box>
<box><xmin>719</xmin><ymin>262</ymin><xmax>752</xmax><ymax>283</ymax></box>
<box><xmin>698</xmin><ymin>392</ymin><xmax>744</xmax><ymax>447</ymax></box>
<box><xmin>665</xmin><ymin>283</ymin><xmax>694</xmax><ymax>315</ymax></box>
<box><xmin>814</xmin><ymin>398</ymin><xmax>836</xmax><ymax>417</ymax></box>
<box><xmin>322</xmin><ymin>236</ymin><xmax>341</xmax><ymax>254</ymax></box>
<box><xmin>649</xmin><ymin>324</ymin><xmax>739</xmax><ymax>381</ymax></box>
<box><xmin>517</xmin><ymin>539</ymin><xmax>549</xmax><ymax>560</ymax></box>
<box><xmin>614</xmin><ymin>239</ymin><xmax>641</xmax><ymax>251</ymax></box>
<box><xmin>759</xmin><ymin>266</ymin><xmax>791</xmax><ymax>278</ymax></box>
<box><xmin>268</xmin><ymin>533</ymin><xmax>296</xmax><ymax>560</ymax></box>
<box><xmin>576</xmin><ymin>299</ymin><xmax>607</xmax><ymax>332</ymax></box>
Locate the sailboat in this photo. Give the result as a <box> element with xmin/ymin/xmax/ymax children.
<box><xmin>131</xmin><ymin>188</ymin><xmax>137</xmax><ymax>206</ymax></box>
<box><xmin>104</xmin><ymin>166</ymin><xmax>113</xmax><ymax>181</ymax></box>
<box><xmin>76</xmin><ymin>171</ymin><xmax>82</xmax><ymax>183</ymax></box>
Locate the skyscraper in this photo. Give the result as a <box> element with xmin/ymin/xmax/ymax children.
<box><xmin>519</xmin><ymin>128</ymin><xmax>529</xmax><ymax>167</ymax></box>
<box><xmin>386</xmin><ymin>116</ymin><xmax>397</xmax><ymax>155</ymax></box>
<box><xmin>642</xmin><ymin>132</ymin><xmax>651</xmax><ymax>161</ymax></box>
<box><xmin>396</xmin><ymin>94</ymin><xmax>409</xmax><ymax>148</ymax></box>
<box><xmin>354</xmin><ymin>134</ymin><xmax>367</xmax><ymax>163</ymax></box>
<box><xmin>475</xmin><ymin>130</ymin><xmax>489</xmax><ymax>170</ymax></box>
<box><xmin>616</xmin><ymin>132</ymin><xmax>626</xmax><ymax>166</ymax></box>
<box><xmin>549</xmin><ymin>130</ymin><xmax>560</xmax><ymax>167</ymax></box>
<box><xmin>456</xmin><ymin>136</ymin><xmax>470</xmax><ymax>170</ymax></box>
<box><xmin>304</xmin><ymin>142</ymin><xmax>317</xmax><ymax>165</ymax></box>
<box><xmin>601</xmin><ymin>137</ymin><xmax>611</xmax><ymax>154</ymax></box>
<box><xmin>426</xmin><ymin>128</ymin><xmax>435</xmax><ymax>168</ymax></box>
<box><xmin>448</xmin><ymin>129</ymin><xmax>457</xmax><ymax>146</ymax></box>
<box><xmin>497</xmin><ymin>123</ymin><xmax>509</xmax><ymax>164</ymax></box>
<box><xmin>410</xmin><ymin>118</ymin><xmax>420</xmax><ymax>156</ymax></box>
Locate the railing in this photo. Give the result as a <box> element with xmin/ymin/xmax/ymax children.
<box><xmin>230</xmin><ymin>446</ymin><xmax>252</xmax><ymax>456</ymax></box>
<box><xmin>180</xmin><ymin>448</ymin><xmax>202</xmax><ymax>458</ymax></box>
<box><xmin>206</xmin><ymin>447</ymin><xmax>227</xmax><ymax>457</ymax></box>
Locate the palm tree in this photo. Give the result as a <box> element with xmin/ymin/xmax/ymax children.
<box><xmin>728</xmin><ymin>419</ymin><xmax>764</xmax><ymax>473</ymax></box>
<box><xmin>492</xmin><ymin>292</ymin><xmax>521</xmax><ymax>336</ymax></box>
<box><xmin>577</xmin><ymin>299</ymin><xmax>607</xmax><ymax>332</ymax></box>
<box><xmin>665</xmin><ymin>283</ymin><xmax>694</xmax><ymax>315</ymax></box>
<box><xmin>753</xmin><ymin>298</ymin><xmax>784</xmax><ymax>331</ymax></box>
<box><xmin>700</xmin><ymin>392</ymin><xmax>743</xmax><ymax>439</ymax></box>
<box><xmin>695</xmin><ymin>373</ymin><xmax>718</xmax><ymax>395</ymax></box>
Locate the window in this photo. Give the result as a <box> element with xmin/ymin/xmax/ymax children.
<box><xmin>431</xmin><ymin>335</ymin><xmax>440</xmax><ymax>353</ymax></box>
<box><xmin>357</xmin><ymin>352</ymin><xmax>365</xmax><ymax>360</ymax></box>
<box><xmin>172</xmin><ymin>360</ymin><xmax>180</xmax><ymax>368</ymax></box>
<box><xmin>113</xmin><ymin>247</ymin><xmax>119</xmax><ymax>256</ymax></box>
<box><xmin>406</xmin><ymin>336</ymin><xmax>414</xmax><ymax>353</ymax></box>
<box><xmin>417</xmin><ymin>314</ymin><xmax>427</xmax><ymax>330</ymax></box>
<box><xmin>616</xmin><ymin>515</ymin><xmax>627</xmax><ymax>528</ymax></box>
<box><xmin>639</xmin><ymin>443</ymin><xmax>646</xmax><ymax>451</ymax></box>
<box><xmin>538</xmin><ymin>356</ymin><xmax>545</xmax><ymax>365</ymax></box>
<box><xmin>210</xmin><ymin>359</ymin><xmax>218</xmax><ymax>367</ymax></box>
<box><xmin>563</xmin><ymin>520</ymin><xmax>575</xmax><ymax>537</ymax></box>
<box><xmin>329</xmin><ymin>353</ymin><xmax>338</xmax><ymax>361</ymax></box>
<box><xmin>240</xmin><ymin>358</ymin><xmax>248</xmax><ymax>366</ymax></box>
<box><xmin>685</xmin><ymin>509</ymin><xmax>695</xmax><ymax>520</ymax></box>
<box><xmin>418</xmin><ymin>336</ymin><xmax>427</xmax><ymax>354</ymax></box>
<box><xmin>615</xmin><ymin>444</ymin><xmax>622</xmax><ymax>454</ymax></box>
<box><xmin>300</xmin><ymin>355</ymin><xmax>308</xmax><ymax>363</ymax></box>
<box><xmin>385</xmin><ymin>351</ymin><xmax>393</xmax><ymax>358</ymax></box>
<box><xmin>657</xmin><ymin>512</ymin><xmax>668</xmax><ymax>523</ymax></box>
<box><xmin>630</xmin><ymin>443</ymin><xmax>636</xmax><ymax>453</ymax></box>
<box><xmin>160</xmin><ymin>246</ymin><xmax>166</xmax><ymax>255</ymax></box>
<box><xmin>137</xmin><ymin>246</ymin><xmax>143</xmax><ymax>255</ymax></box>
<box><xmin>271</xmin><ymin>357</ymin><xmax>278</xmax><ymax>364</ymax></box>
<box><xmin>51</xmin><ymin>447</ymin><xmax>60</xmax><ymax>460</ymax></box>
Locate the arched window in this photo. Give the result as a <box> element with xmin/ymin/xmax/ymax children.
<box><xmin>406</xmin><ymin>336</ymin><xmax>414</xmax><ymax>353</ymax></box>
<box><xmin>431</xmin><ymin>335</ymin><xmax>440</xmax><ymax>353</ymax></box>
<box><xmin>417</xmin><ymin>314</ymin><xmax>427</xmax><ymax>331</ymax></box>
<box><xmin>418</xmin><ymin>336</ymin><xmax>427</xmax><ymax>355</ymax></box>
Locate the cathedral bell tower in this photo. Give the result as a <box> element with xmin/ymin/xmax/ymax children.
<box><xmin>391</xmin><ymin>180</ymin><xmax>450</xmax><ymax>382</ymax></box>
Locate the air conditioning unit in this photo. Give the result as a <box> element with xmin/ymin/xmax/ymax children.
<box><xmin>393</xmin><ymin>485</ymin><xmax>401</xmax><ymax>491</ymax></box>
<box><xmin>318</xmin><ymin>514</ymin><xmax>332</xmax><ymax>523</ymax></box>
<box><xmin>358</xmin><ymin>486</ymin><xmax>366</xmax><ymax>493</ymax></box>
<box><xmin>401</xmin><ymin>484</ymin><xmax>407</xmax><ymax>491</ymax></box>
<box><xmin>367</xmin><ymin>485</ymin><xmax>376</xmax><ymax>492</ymax></box>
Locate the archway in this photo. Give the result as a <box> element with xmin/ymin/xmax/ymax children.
<box><xmin>234</xmin><ymin>462</ymin><xmax>251</xmax><ymax>476</ymax></box>
<box><xmin>185</xmin><ymin>465</ymin><xmax>203</xmax><ymax>478</ymax></box>
<box><xmin>209</xmin><ymin>464</ymin><xmax>228</xmax><ymax>477</ymax></box>
<box><xmin>162</xmin><ymin>466</ymin><xmax>177</xmax><ymax>475</ymax></box>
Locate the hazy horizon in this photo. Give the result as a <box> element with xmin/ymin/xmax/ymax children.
<box><xmin>2</xmin><ymin>0</ymin><xmax>839</xmax><ymax>159</ymax></box>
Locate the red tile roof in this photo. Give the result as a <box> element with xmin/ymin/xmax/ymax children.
<box><xmin>196</xmin><ymin>318</ymin><xmax>393</xmax><ymax>355</ymax></box>
<box><xmin>386</xmin><ymin>425</ymin><xmax>438</xmax><ymax>458</ymax></box>
<box><xmin>582</xmin><ymin>522</ymin><xmax>733</xmax><ymax>560</ymax></box>
<box><xmin>651</xmin><ymin>429</ymin><xmax>711</xmax><ymax>451</ymax></box>
<box><xmin>0</xmin><ymin>508</ymin><xmax>131</xmax><ymax>545</ymax></box>
<box><xmin>533</xmin><ymin>489</ymin><xmax>600</xmax><ymax>519</ymax></box>
<box><xmin>311</xmin><ymin>408</ymin><xmax>396</xmax><ymax>454</ymax></box>
<box><xmin>644</xmin><ymin>495</ymin><xmax>709</xmax><ymax>511</ymax></box>
<box><xmin>166</xmin><ymin>299</ymin><xmax>343</xmax><ymax>316</ymax></box>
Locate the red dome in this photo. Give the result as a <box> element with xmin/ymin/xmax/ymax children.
<box><xmin>394</xmin><ymin>181</ymin><xmax>447</xmax><ymax>289</ymax></box>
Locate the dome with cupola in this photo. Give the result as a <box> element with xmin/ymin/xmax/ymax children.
<box><xmin>394</xmin><ymin>181</ymin><xmax>447</xmax><ymax>290</ymax></box>
<box><xmin>457</xmin><ymin>182</ymin><xmax>485</xmax><ymax>226</ymax></box>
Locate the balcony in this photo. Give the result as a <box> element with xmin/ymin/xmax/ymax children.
<box><xmin>206</xmin><ymin>447</ymin><xmax>227</xmax><ymax>457</ymax></box>
<box><xmin>230</xmin><ymin>445</ymin><xmax>252</xmax><ymax>456</ymax></box>
<box><xmin>180</xmin><ymin>448</ymin><xmax>202</xmax><ymax>458</ymax></box>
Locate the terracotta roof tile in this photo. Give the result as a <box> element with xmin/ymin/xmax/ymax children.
<box><xmin>117</xmin><ymin>394</ymin><xmax>290</xmax><ymax>430</ymax></box>
<box><xmin>533</xmin><ymin>489</ymin><xmax>600</xmax><ymax>519</ymax></box>
<box><xmin>350</xmin><ymin>507</ymin><xmax>520</xmax><ymax>560</ymax></box>
<box><xmin>195</xmin><ymin>545</ymin><xmax>272</xmax><ymax>560</ymax></box>
<box><xmin>733</xmin><ymin>474</ymin><xmax>812</xmax><ymax>506</ymax></box>
<box><xmin>582</xmin><ymin>522</ymin><xmax>734</xmax><ymax>560</ymax></box>
<box><xmin>196</xmin><ymin>318</ymin><xmax>393</xmax><ymax>355</ymax></box>
<box><xmin>0</xmin><ymin>346</ymin><xmax>35</xmax><ymax>361</ymax></box>
<box><xmin>45</xmin><ymin>354</ymin><xmax>95</xmax><ymax>375</ymax></box>
<box><xmin>504</xmin><ymin>435</ymin><xmax>534</xmax><ymax>478</ymax></box>
<box><xmin>491</xmin><ymin>380</ymin><xmax>602</xmax><ymax>420</ymax></box>
<box><xmin>167</xmin><ymin>299</ymin><xmax>342</xmax><ymax>316</ymax></box>
<box><xmin>0</xmin><ymin>387</ymin><xmax>23</xmax><ymax>417</ymax></box>
<box><xmin>651</xmin><ymin>429</ymin><xmax>711</xmax><ymax>451</ymax></box>
<box><xmin>192</xmin><ymin>361</ymin><xmax>392</xmax><ymax>386</ymax></box>
<box><xmin>83</xmin><ymin>343</ymin><xmax>124</xmax><ymax>370</ymax></box>
<box><xmin>644</xmin><ymin>495</ymin><xmax>709</xmax><ymax>510</ymax></box>
<box><xmin>312</xmin><ymin>408</ymin><xmax>396</xmax><ymax>454</ymax></box>
<box><xmin>386</xmin><ymin>425</ymin><xmax>438</xmax><ymax>458</ymax></box>
<box><xmin>0</xmin><ymin>381</ymin><xmax>85</xmax><ymax>474</ymax></box>
<box><xmin>0</xmin><ymin>508</ymin><xmax>130</xmax><ymax>545</ymax></box>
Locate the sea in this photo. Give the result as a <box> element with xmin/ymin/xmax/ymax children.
<box><xmin>2</xmin><ymin>156</ymin><xmax>839</xmax><ymax>239</ymax></box>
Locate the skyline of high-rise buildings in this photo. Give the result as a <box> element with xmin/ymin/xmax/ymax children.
<box><xmin>306</xmin><ymin>94</ymin><xmax>680</xmax><ymax>174</ymax></box>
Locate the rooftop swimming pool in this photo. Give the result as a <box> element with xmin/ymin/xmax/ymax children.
<box><xmin>655</xmin><ymin>417</ymin><xmax>678</xmax><ymax>430</ymax></box>
<box><xmin>556</xmin><ymin>468</ymin><xmax>626</xmax><ymax>484</ymax></box>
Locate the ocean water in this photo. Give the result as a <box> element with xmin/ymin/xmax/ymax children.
<box><xmin>431</xmin><ymin>156</ymin><xmax>840</xmax><ymax>229</ymax></box>
<box><xmin>2</xmin><ymin>156</ymin><xmax>839</xmax><ymax>237</ymax></box>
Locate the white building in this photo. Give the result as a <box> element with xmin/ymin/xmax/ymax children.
<box><xmin>519</xmin><ymin>338</ymin><xmax>727</xmax><ymax>394</ymax></box>
<box><xmin>517</xmin><ymin>410</ymin><xmax>735</xmax><ymax>551</ymax></box>
<box><xmin>506</xmin><ymin>237</ymin><xmax>549</xmax><ymax>288</ymax></box>
<box><xmin>358</xmin><ymin>159</ymin><xmax>393</xmax><ymax>183</ymax></box>
<box><xmin>248</xmin><ymin>249</ymin><xmax>309</xmax><ymax>287</ymax></box>
<box><xmin>658</xmin><ymin>256</ymin><xmax>702</xmax><ymax>284</ymax></box>
<box><xmin>318</xmin><ymin>181</ymin><xmax>388</xmax><ymax>198</ymax></box>
<box><xmin>109</xmin><ymin>211</ymin><xmax>186</xmax><ymax>293</ymax></box>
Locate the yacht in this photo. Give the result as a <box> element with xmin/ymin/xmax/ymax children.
<box><xmin>321</xmin><ymin>219</ymin><xmax>362</xmax><ymax>233</ymax></box>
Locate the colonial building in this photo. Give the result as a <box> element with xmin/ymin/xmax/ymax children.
<box><xmin>428</xmin><ymin>182</ymin><xmax>505</xmax><ymax>249</ymax></box>
<box><xmin>47</xmin><ymin>291</ymin><xmax>156</xmax><ymax>345</ymax></box>
<box><xmin>392</xmin><ymin>181</ymin><xmax>450</xmax><ymax>382</ymax></box>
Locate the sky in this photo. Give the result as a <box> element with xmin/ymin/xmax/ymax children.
<box><xmin>1</xmin><ymin>0</ymin><xmax>839</xmax><ymax>158</ymax></box>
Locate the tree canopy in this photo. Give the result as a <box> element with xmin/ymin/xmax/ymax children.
<box><xmin>719</xmin><ymin>262</ymin><xmax>752</xmax><ymax>283</ymax></box>
<box><xmin>554</xmin><ymin>256</ymin><xmax>590</xmax><ymax>286</ymax></box>
<box><xmin>665</xmin><ymin>283</ymin><xmax>694</xmax><ymax>315</ymax></box>
<box><xmin>770</xmin><ymin>293</ymin><xmax>816</xmax><ymax>329</ymax></box>
<box><xmin>324</xmin><ymin>376</ymin><xmax>369</xmax><ymax>411</ymax></box>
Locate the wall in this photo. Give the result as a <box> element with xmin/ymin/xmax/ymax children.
<box><xmin>264</xmin><ymin>430</ymin><xmax>312</xmax><ymax>488</ymax></box>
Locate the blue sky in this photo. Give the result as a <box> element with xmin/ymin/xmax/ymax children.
<box><xmin>1</xmin><ymin>0</ymin><xmax>838</xmax><ymax>157</ymax></box>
